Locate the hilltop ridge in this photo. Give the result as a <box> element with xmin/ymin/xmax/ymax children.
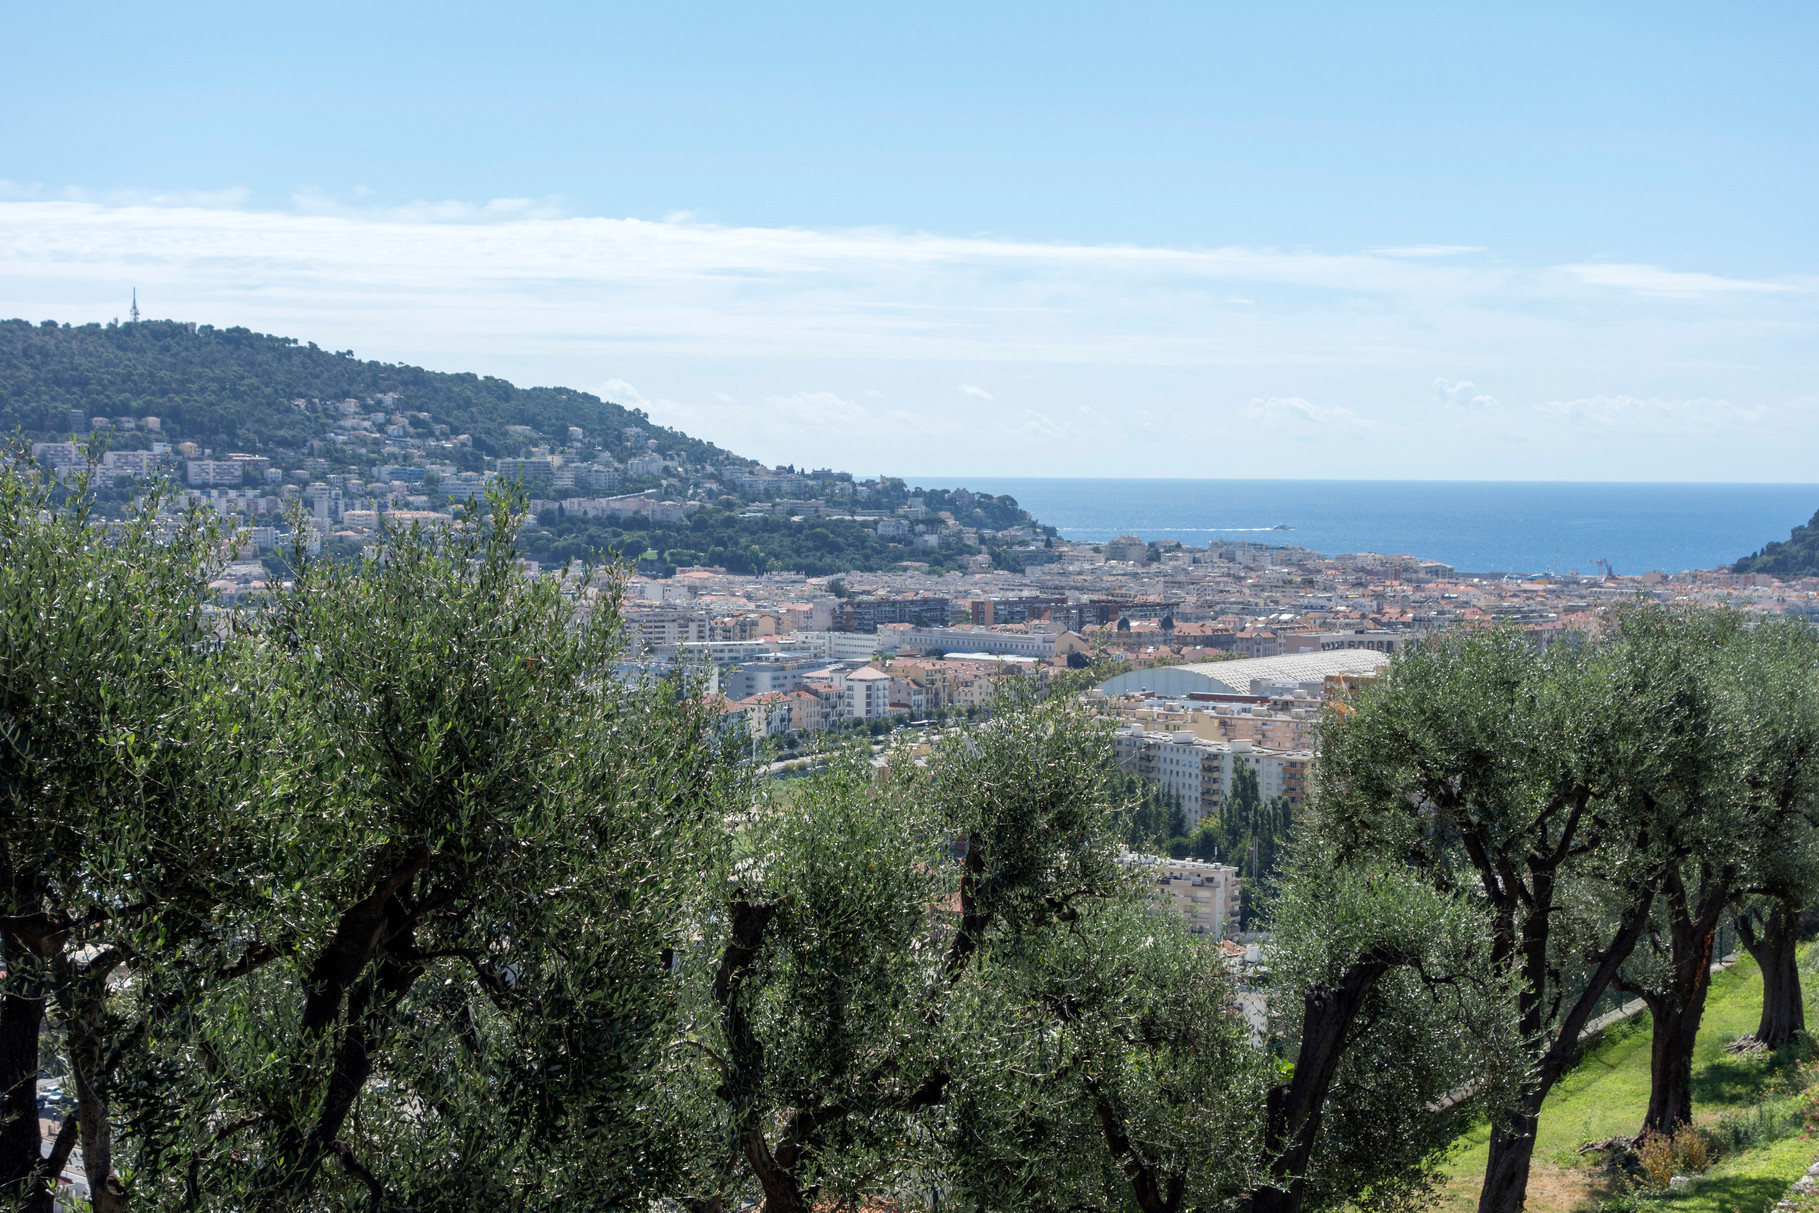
<box><xmin>0</xmin><ymin>317</ymin><xmax>720</xmax><ymax>464</ymax></box>
<box><xmin>1</xmin><ymin>317</ymin><xmax>1051</xmax><ymax>577</ymax></box>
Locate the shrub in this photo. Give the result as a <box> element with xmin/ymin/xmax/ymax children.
<box><xmin>1671</xmin><ymin>1122</ymin><xmax>1708</xmax><ymax>1173</ymax></box>
<box><xmin>1636</xmin><ymin>1130</ymin><xmax>1676</xmax><ymax>1189</ymax></box>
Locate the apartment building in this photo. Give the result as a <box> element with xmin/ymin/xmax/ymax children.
<box><xmin>898</xmin><ymin>626</ymin><xmax>1087</xmax><ymax>659</ymax></box>
<box><xmin>623</xmin><ymin>611</ymin><xmax>710</xmax><ymax>652</ymax></box>
<box><xmin>1113</xmin><ymin>729</ymin><xmax>1313</xmax><ymax>828</ymax></box>
<box><xmin>1104</xmin><ymin>535</ymin><xmax>1148</xmax><ymax>563</ymax></box>
<box><xmin>187</xmin><ymin>459</ymin><xmax>246</xmax><ymax>488</ymax></box>
<box><xmin>1129</xmin><ymin>855</ymin><xmax>1243</xmax><ymax>937</ymax></box>
<box><xmin>1105</xmin><ymin>699</ymin><xmax>1320</xmax><ymax>752</ymax></box>
<box><xmin>837</xmin><ymin>666</ymin><xmax>894</xmax><ymax>719</ymax></box>
<box><xmin>784</xmin><ymin>687</ymin><xmax>833</xmax><ymax>734</ymax></box>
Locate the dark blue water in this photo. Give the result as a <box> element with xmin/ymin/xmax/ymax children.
<box><xmin>906</xmin><ymin>479</ymin><xmax>1819</xmax><ymax>575</ymax></box>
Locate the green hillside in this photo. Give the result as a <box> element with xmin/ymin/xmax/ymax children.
<box><xmin>0</xmin><ymin>317</ymin><xmax>722</xmax><ymax>464</ymax></box>
<box><xmin>1734</xmin><ymin>510</ymin><xmax>1819</xmax><ymax>577</ymax></box>
<box><xmin>2</xmin><ymin>317</ymin><xmax>1051</xmax><ymax>577</ymax></box>
<box><xmin>1434</xmin><ymin>950</ymin><xmax>1819</xmax><ymax>1213</ymax></box>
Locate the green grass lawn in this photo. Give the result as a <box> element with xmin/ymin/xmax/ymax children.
<box><xmin>1432</xmin><ymin>950</ymin><xmax>1819</xmax><ymax>1213</ymax></box>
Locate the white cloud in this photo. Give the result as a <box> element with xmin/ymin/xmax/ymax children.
<box><xmin>598</xmin><ymin>378</ymin><xmax>649</xmax><ymax>409</ymax></box>
<box><xmin>1123</xmin><ymin>408</ymin><xmax>1169</xmax><ymax>440</ymax></box>
<box><xmin>0</xmin><ymin>195</ymin><xmax>1814</xmax><ymax>477</ymax></box>
<box><xmin>1000</xmin><ymin>408</ymin><xmax>1077</xmax><ymax>440</ymax></box>
<box><xmin>1240</xmin><ymin>396</ymin><xmax>1373</xmax><ymax>432</ymax></box>
<box><xmin>1560</xmin><ymin>262</ymin><xmax>1801</xmax><ymax>298</ymax></box>
<box><xmin>1435</xmin><ymin>377</ymin><xmax>1500</xmax><ymax>409</ymax></box>
<box><xmin>1371</xmin><ymin>245</ymin><xmax>1485</xmax><ymax>258</ymax></box>
<box><xmin>1539</xmin><ymin>394</ymin><xmax>1765</xmax><ymax>436</ymax></box>
<box><xmin>289</xmin><ymin>188</ymin><xmax>567</xmax><ymax>223</ymax></box>
<box><xmin>45</xmin><ymin>184</ymin><xmax>254</xmax><ymax>209</ymax></box>
<box><xmin>755</xmin><ymin>392</ymin><xmax>961</xmax><ymax>440</ymax></box>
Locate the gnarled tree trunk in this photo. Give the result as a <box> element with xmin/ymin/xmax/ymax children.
<box><xmin>1640</xmin><ymin>994</ymin><xmax>1700</xmax><ymax>1132</ymax></box>
<box><xmin>1625</xmin><ymin>868</ymin><xmax>1726</xmax><ymax>1137</ymax></box>
<box><xmin>1250</xmin><ymin>957</ymin><xmax>1392</xmax><ymax>1213</ymax></box>
<box><xmin>1479</xmin><ymin>889</ymin><xmax>1651</xmax><ymax>1213</ymax></box>
<box><xmin>1736</xmin><ymin>901</ymin><xmax>1804</xmax><ymax>1047</ymax></box>
<box><xmin>1479</xmin><ymin>1110</ymin><xmax>1542</xmax><ymax>1213</ymax></box>
<box><xmin>0</xmin><ymin>982</ymin><xmax>49</xmax><ymax>1213</ymax></box>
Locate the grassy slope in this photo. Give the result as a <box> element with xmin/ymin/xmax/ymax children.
<box><xmin>1433</xmin><ymin>952</ymin><xmax>1818</xmax><ymax>1213</ymax></box>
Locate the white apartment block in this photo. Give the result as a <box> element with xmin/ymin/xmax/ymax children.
<box><xmin>305</xmin><ymin>484</ymin><xmax>344</xmax><ymax>522</ymax></box>
<box><xmin>623</xmin><ymin>454</ymin><xmax>672</xmax><ymax>479</ymax></box>
<box><xmin>900</xmin><ymin>627</ymin><xmax>1082</xmax><ymax>658</ymax></box>
<box><xmin>1126</xmin><ymin>855</ymin><xmax>1242</xmax><ymax>937</ymax></box>
<box><xmin>1114</xmin><ymin>729</ymin><xmax>1312</xmax><ymax>829</ymax></box>
<box><xmin>101</xmin><ymin>450</ymin><xmax>159</xmax><ymax>477</ymax></box>
<box><xmin>624</xmin><ymin>612</ymin><xmax>710</xmax><ymax>651</ymax></box>
<box><xmin>186</xmin><ymin>459</ymin><xmax>246</xmax><ymax>488</ymax></box>
<box><xmin>836</xmin><ymin>666</ymin><xmax>894</xmax><ymax>719</ymax></box>
<box><xmin>788</xmin><ymin>631</ymin><xmax>891</xmax><ymax>661</ymax></box>
<box><xmin>29</xmin><ymin>442</ymin><xmax>80</xmax><ymax>470</ymax></box>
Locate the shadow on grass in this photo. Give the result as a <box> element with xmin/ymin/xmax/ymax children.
<box><xmin>1691</xmin><ymin>1036</ymin><xmax>1817</xmax><ymax>1111</ymax></box>
<box><xmin>1658</xmin><ymin>1173</ymin><xmax>1789</xmax><ymax>1213</ymax></box>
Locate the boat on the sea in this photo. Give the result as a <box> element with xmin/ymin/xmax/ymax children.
<box><xmin>1270</xmin><ymin>523</ymin><xmax>1293</xmax><ymax>530</ymax></box>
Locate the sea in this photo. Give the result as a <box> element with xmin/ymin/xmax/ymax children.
<box><xmin>903</xmin><ymin>479</ymin><xmax>1819</xmax><ymax>577</ymax></box>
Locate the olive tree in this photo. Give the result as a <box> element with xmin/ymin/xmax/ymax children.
<box><xmin>934</xmin><ymin>851</ymin><xmax>1518</xmax><ymax>1213</ymax></box>
<box><xmin>678</xmin><ymin>747</ymin><xmax>953</xmax><ymax>1212</ymax></box>
<box><xmin>1315</xmin><ymin>625</ymin><xmax>1674</xmax><ymax>1213</ymax></box>
<box><xmin>0</xmin><ymin>454</ymin><xmax>235</xmax><ymax>1212</ymax></box>
<box><xmin>1258</xmin><ymin>861</ymin><xmax>1523</xmax><ymax>1213</ymax></box>
<box><xmin>1727</xmin><ymin>625</ymin><xmax>1819</xmax><ymax>1049</ymax></box>
<box><xmin>124</xmin><ymin>500</ymin><xmax>742</xmax><ymax>1209</ymax></box>
<box><xmin>683</xmin><ymin>689</ymin><xmax>1129</xmax><ymax>1213</ymax></box>
<box><xmin>1615</xmin><ymin>613</ymin><xmax>1819</xmax><ymax>1129</ymax></box>
<box><xmin>936</xmin><ymin>899</ymin><xmax>1268</xmax><ymax>1213</ymax></box>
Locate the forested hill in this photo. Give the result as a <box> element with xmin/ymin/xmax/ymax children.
<box><xmin>1733</xmin><ymin>509</ymin><xmax>1819</xmax><ymax>576</ymax></box>
<box><xmin>2</xmin><ymin>317</ymin><xmax>1052</xmax><ymax>576</ymax></box>
<box><xmin>0</xmin><ymin>317</ymin><xmax>721</xmax><ymax>462</ymax></box>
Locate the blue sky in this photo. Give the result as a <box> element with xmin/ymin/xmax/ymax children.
<box><xmin>2</xmin><ymin>2</ymin><xmax>1816</xmax><ymax>480</ymax></box>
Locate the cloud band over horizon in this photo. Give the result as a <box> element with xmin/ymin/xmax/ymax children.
<box><xmin>0</xmin><ymin>197</ymin><xmax>1813</xmax><ymax>481</ymax></box>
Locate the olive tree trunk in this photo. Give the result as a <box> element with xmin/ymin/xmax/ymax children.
<box><xmin>1736</xmin><ymin>902</ymin><xmax>1804</xmax><ymax>1047</ymax></box>
<box><xmin>1478</xmin><ymin>891</ymin><xmax>1651</xmax><ymax>1213</ymax></box>
<box><xmin>0</xmin><ymin>984</ymin><xmax>48</xmax><ymax>1213</ymax></box>
<box><xmin>1479</xmin><ymin>1110</ymin><xmax>1542</xmax><ymax>1213</ymax></box>
<box><xmin>1249</xmin><ymin>957</ymin><xmax>1392</xmax><ymax>1213</ymax></box>
<box><xmin>1622</xmin><ymin>869</ymin><xmax>1727</xmax><ymax>1137</ymax></box>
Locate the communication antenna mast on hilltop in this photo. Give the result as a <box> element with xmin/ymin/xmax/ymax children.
<box><xmin>129</xmin><ymin>289</ymin><xmax>140</xmax><ymax>323</ymax></box>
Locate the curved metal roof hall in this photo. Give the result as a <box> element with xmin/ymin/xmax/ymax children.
<box><xmin>1094</xmin><ymin>649</ymin><xmax>1392</xmax><ymax>697</ymax></box>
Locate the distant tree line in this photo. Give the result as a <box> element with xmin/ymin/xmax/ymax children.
<box><xmin>6</xmin><ymin>453</ymin><xmax>1819</xmax><ymax>1213</ymax></box>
